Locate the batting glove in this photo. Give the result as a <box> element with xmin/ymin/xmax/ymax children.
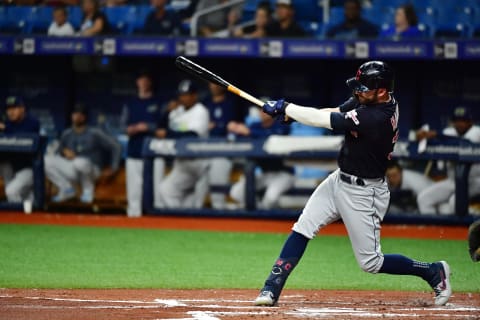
<box><xmin>262</xmin><ymin>99</ymin><xmax>289</xmax><ymax>117</ymax></box>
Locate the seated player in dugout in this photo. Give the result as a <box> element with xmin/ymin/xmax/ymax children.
<box><xmin>385</xmin><ymin>160</ymin><xmax>434</xmax><ymax>213</ymax></box>
<box><xmin>155</xmin><ymin>79</ymin><xmax>210</xmax><ymax>208</ymax></box>
<box><xmin>44</xmin><ymin>103</ymin><xmax>121</xmax><ymax>203</ymax></box>
<box><xmin>0</xmin><ymin>96</ymin><xmax>40</xmax><ymax>203</ymax></box>
<box><xmin>227</xmin><ymin>107</ymin><xmax>295</xmax><ymax>209</ymax></box>
<box><xmin>416</xmin><ymin>106</ymin><xmax>480</xmax><ymax>215</ymax></box>
<box><xmin>254</xmin><ymin>61</ymin><xmax>451</xmax><ymax>307</ymax></box>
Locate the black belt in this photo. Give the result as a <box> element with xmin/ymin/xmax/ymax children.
<box><xmin>340</xmin><ymin>173</ymin><xmax>365</xmax><ymax>186</ymax></box>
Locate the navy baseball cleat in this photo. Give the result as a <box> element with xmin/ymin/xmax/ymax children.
<box><xmin>254</xmin><ymin>290</ymin><xmax>277</xmax><ymax>306</ymax></box>
<box><xmin>431</xmin><ymin>261</ymin><xmax>452</xmax><ymax>306</ymax></box>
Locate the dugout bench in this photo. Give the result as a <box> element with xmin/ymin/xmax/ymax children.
<box><xmin>141</xmin><ymin>136</ymin><xmax>479</xmax><ymax>224</ymax></box>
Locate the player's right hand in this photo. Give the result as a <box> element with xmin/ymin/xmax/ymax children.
<box><xmin>262</xmin><ymin>99</ymin><xmax>288</xmax><ymax>117</ymax></box>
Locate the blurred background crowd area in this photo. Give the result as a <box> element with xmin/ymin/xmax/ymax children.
<box><xmin>0</xmin><ymin>0</ymin><xmax>479</xmax><ymax>38</ymax></box>
<box><xmin>2</xmin><ymin>57</ymin><xmax>477</xmax><ymax>143</ymax></box>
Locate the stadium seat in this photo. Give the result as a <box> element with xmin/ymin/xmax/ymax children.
<box><xmin>292</xmin><ymin>0</ymin><xmax>323</xmax><ymax>23</ymax></box>
<box><xmin>328</xmin><ymin>6</ymin><xmax>344</xmax><ymax>25</ymax></box>
<box><xmin>363</xmin><ymin>6</ymin><xmax>393</xmax><ymax>27</ymax></box>
<box><xmin>436</xmin><ymin>6</ymin><xmax>475</xmax><ymax>26</ymax></box>
<box><xmin>0</xmin><ymin>6</ymin><xmax>8</xmax><ymax>33</ymax></box>
<box><xmin>413</xmin><ymin>0</ymin><xmax>469</xmax><ymax>9</ymax></box>
<box><xmin>66</xmin><ymin>6</ymin><xmax>83</xmax><ymax>29</ymax></box>
<box><xmin>133</xmin><ymin>5</ymin><xmax>152</xmax><ymax>33</ymax></box>
<box><xmin>372</xmin><ymin>0</ymin><xmax>408</xmax><ymax>9</ymax></box>
<box><xmin>473</xmin><ymin>24</ymin><xmax>480</xmax><ymax>38</ymax></box>
<box><xmin>416</xmin><ymin>7</ymin><xmax>436</xmax><ymax>29</ymax></box>
<box><xmin>103</xmin><ymin>6</ymin><xmax>137</xmax><ymax>35</ymax></box>
<box><xmin>434</xmin><ymin>22</ymin><xmax>469</xmax><ymax>39</ymax></box>
<box><xmin>5</xmin><ymin>6</ymin><xmax>36</xmax><ymax>34</ymax></box>
<box><xmin>30</xmin><ymin>6</ymin><xmax>54</xmax><ymax>34</ymax></box>
<box><xmin>299</xmin><ymin>21</ymin><xmax>320</xmax><ymax>36</ymax></box>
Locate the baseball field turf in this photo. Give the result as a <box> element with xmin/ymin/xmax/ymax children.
<box><xmin>0</xmin><ymin>223</ymin><xmax>478</xmax><ymax>292</ymax></box>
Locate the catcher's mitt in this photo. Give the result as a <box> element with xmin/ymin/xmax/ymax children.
<box><xmin>468</xmin><ymin>220</ymin><xmax>480</xmax><ymax>262</ymax></box>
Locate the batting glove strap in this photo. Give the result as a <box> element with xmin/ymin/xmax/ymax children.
<box><xmin>262</xmin><ymin>99</ymin><xmax>289</xmax><ymax>117</ymax></box>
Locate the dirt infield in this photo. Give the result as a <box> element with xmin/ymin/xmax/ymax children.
<box><xmin>1</xmin><ymin>212</ymin><xmax>477</xmax><ymax>319</ymax></box>
<box><xmin>1</xmin><ymin>288</ymin><xmax>479</xmax><ymax>320</ymax></box>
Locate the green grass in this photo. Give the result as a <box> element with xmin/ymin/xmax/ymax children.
<box><xmin>0</xmin><ymin>224</ymin><xmax>478</xmax><ymax>292</ymax></box>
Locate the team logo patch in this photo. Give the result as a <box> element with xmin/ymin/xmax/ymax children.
<box><xmin>345</xmin><ymin>110</ymin><xmax>360</xmax><ymax>125</ymax></box>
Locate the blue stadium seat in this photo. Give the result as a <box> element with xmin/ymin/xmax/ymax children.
<box><xmin>328</xmin><ymin>6</ymin><xmax>344</xmax><ymax>25</ymax></box>
<box><xmin>5</xmin><ymin>6</ymin><xmax>36</xmax><ymax>34</ymax></box>
<box><xmin>436</xmin><ymin>6</ymin><xmax>475</xmax><ymax>26</ymax></box>
<box><xmin>31</xmin><ymin>6</ymin><xmax>54</xmax><ymax>34</ymax></box>
<box><xmin>292</xmin><ymin>0</ymin><xmax>322</xmax><ymax>23</ymax></box>
<box><xmin>472</xmin><ymin>5</ymin><xmax>480</xmax><ymax>25</ymax></box>
<box><xmin>66</xmin><ymin>6</ymin><xmax>83</xmax><ymax>29</ymax></box>
<box><xmin>241</xmin><ymin>0</ymin><xmax>259</xmax><ymax>22</ymax></box>
<box><xmin>133</xmin><ymin>5</ymin><xmax>152</xmax><ymax>32</ymax></box>
<box><xmin>363</xmin><ymin>6</ymin><xmax>393</xmax><ymax>27</ymax></box>
<box><xmin>299</xmin><ymin>21</ymin><xmax>320</xmax><ymax>36</ymax></box>
<box><xmin>0</xmin><ymin>6</ymin><xmax>8</xmax><ymax>33</ymax></box>
<box><xmin>103</xmin><ymin>6</ymin><xmax>137</xmax><ymax>34</ymax></box>
<box><xmin>413</xmin><ymin>0</ymin><xmax>469</xmax><ymax>9</ymax></box>
<box><xmin>372</xmin><ymin>0</ymin><xmax>409</xmax><ymax>9</ymax></box>
<box><xmin>434</xmin><ymin>22</ymin><xmax>470</xmax><ymax>39</ymax></box>
<box><xmin>472</xmin><ymin>24</ymin><xmax>480</xmax><ymax>37</ymax></box>
<box><xmin>416</xmin><ymin>6</ymin><xmax>436</xmax><ymax>26</ymax></box>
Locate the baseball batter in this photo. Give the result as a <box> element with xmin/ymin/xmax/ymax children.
<box><xmin>0</xmin><ymin>96</ymin><xmax>40</xmax><ymax>203</ymax></box>
<box><xmin>254</xmin><ymin>61</ymin><xmax>451</xmax><ymax>307</ymax></box>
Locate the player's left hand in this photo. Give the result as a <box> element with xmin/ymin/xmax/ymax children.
<box><xmin>262</xmin><ymin>99</ymin><xmax>289</xmax><ymax>117</ymax></box>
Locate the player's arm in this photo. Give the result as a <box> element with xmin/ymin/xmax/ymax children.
<box><xmin>285</xmin><ymin>104</ymin><xmax>339</xmax><ymax>130</ymax></box>
<box><xmin>94</xmin><ymin>129</ymin><xmax>122</xmax><ymax>172</ymax></box>
<box><xmin>263</xmin><ymin>97</ymin><xmax>358</xmax><ymax>131</ymax></box>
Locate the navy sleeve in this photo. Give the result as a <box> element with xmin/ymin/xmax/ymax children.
<box><xmin>338</xmin><ymin>97</ymin><xmax>358</xmax><ymax>113</ymax></box>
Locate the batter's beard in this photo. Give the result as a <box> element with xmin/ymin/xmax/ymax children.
<box><xmin>356</xmin><ymin>93</ymin><xmax>379</xmax><ymax>105</ymax></box>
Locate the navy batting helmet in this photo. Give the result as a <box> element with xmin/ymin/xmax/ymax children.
<box><xmin>346</xmin><ymin>61</ymin><xmax>394</xmax><ymax>93</ymax></box>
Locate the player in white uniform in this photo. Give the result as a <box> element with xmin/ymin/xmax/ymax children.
<box><xmin>417</xmin><ymin>106</ymin><xmax>480</xmax><ymax>215</ymax></box>
<box><xmin>155</xmin><ymin>80</ymin><xmax>210</xmax><ymax>208</ymax></box>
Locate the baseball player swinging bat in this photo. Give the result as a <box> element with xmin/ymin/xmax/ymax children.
<box><xmin>175</xmin><ymin>56</ymin><xmax>264</xmax><ymax>107</ymax></box>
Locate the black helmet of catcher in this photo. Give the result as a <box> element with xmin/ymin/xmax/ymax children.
<box><xmin>346</xmin><ymin>61</ymin><xmax>394</xmax><ymax>93</ymax></box>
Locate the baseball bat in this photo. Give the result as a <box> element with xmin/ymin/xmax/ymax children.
<box><xmin>175</xmin><ymin>56</ymin><xmax>264</xmax><ymax>107</ymax></box>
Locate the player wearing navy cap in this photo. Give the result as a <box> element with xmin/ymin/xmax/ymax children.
<box><xmin>0</xmin><ymin>96</ymin><xmax>40</xmax><ymax>203</ymax></box>
<box><xmin>255</xmin><ymin>61</ymin><xmax>452</xmax><ymax>307</ymax></box>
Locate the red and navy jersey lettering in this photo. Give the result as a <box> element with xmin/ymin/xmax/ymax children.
<box><xmin>330</xmin><ymin>96</ymin><xmax>399</xmax><ymax>179</ymax></box>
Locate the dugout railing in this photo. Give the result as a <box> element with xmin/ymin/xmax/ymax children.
<box><xmin>141</xmin><ymin>135</ymin><xmax>479</xmax><ymax>226</ymax></box>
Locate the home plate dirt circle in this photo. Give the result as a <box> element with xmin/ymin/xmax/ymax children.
<box><xmin>1</xmin><ymin>288</ymin><xmax>479</xmax><ymax>320</ymax></box>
